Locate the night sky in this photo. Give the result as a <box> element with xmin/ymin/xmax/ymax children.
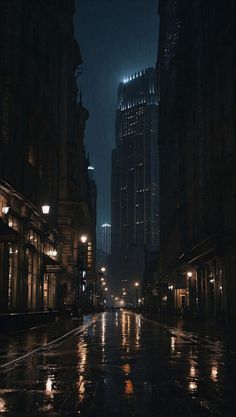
<box><xmin>74</xmin><ymin>0</ymin><xmax>159</xmax><ymax>231</ymax></box>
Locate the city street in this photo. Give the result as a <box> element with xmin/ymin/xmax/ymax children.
<box><xmin>0</xmin><ymin>311</ymin><xmax>236</xmax><ymax>417</ymax></box>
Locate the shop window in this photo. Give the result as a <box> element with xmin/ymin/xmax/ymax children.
<box><xmin>27</xmin><ymin>252</ymin><xmax>41</xmax><ymax>310</ymax></box>
<box><xmin>27</xmin><ymin>230</ymin><xmax>42</xmax><ymax>252</ymax></box>
<box><xmin>8</xmin><ymin>244</ymin><xmax>19</xmax><ymax>309</ymax></box>
<box><xmin>8</xmin><ymin>216</ymin><xmax>20</xmax><ymax>232</ymax></box>
<box><xmin>43</xmin><ymin>273</ymin><xmax>56</xmax><ymax>310</ymax></box>
<box><xmin>43</xmin><ymin>242</ymin><xmax>57</xmax><ymax>258</ymax></box>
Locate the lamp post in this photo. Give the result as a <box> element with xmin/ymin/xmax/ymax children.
<box><xmin>134</xmin><ymin>282</ymin><xmax>140</xmax><ymax>310</ymax></box>
<box><xmin>98</xmin><ymin>267</ymin><xmax>107</xmax><ymax>311</ymax></box>
<box><xmin>186</xmin><ymin>270</ymin><xmax>197</xmax><ymax>316</ymax></box>
<box><xmin>78</xmin><ymin>234</ymin><xmax>87</xmax><ymax>315</ymax></box>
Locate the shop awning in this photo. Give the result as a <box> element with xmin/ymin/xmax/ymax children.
<box><xmin>0</xmin><ymin>219</ymin><xmax>19</xmax><ymax>242</ymax></box>
<box><xmin>43</xmin><ymin>253</ymin><xmax>61</xmax><ymax>273</ymax></box>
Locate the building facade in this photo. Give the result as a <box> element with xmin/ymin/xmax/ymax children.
<box><xmin>0</xmin><ymin>0</ymin><xmax>96</xmax><ymax>315</ymax></box>
<box><xmin>111</xmin><ymin>68</ymin><xmax>159</xmax><ymax>291</ymax></box>
<box><xmin>157</xmin><ymin>0</ymin><xmax>236</xmax><ymax>320</ymax></box>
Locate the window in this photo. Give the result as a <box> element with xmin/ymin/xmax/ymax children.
<box><xmin>8</xmin><ymin>244</ymin><xmax>19</xmax><ymax>309</ymax></box>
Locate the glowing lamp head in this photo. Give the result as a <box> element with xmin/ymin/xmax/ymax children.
<box><xmin>42</xmin><ymin>205</ymin><xmax>50</xmax><ymax>215</ymax></box>
<box><xmin>187</xmin><ymin>271</ymin><xmax>193</xmax><ymax>278</ymax></box>
<box><xmin>2</xmin><ymin>206</ymin><xmax>10</xmax><ymax>214</ymax></box>
<box><xmin>134</xmin><ymin>282</ymin><xmax>139</xmax><ymax>287</ymax></box>
<box><xmin>80</xmin><ymin>235</ymin><xmax>88</xmax><ymax>244</ymax></box>
<box><xmin>100</xmin><ymin>267</ymin><xmax>106</xmax><ymax>273</ymax></box>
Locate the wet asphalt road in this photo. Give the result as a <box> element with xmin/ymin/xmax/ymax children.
<box><xmin>0</xmin><ymin>311</ymin><xmax>236</xmax><ymax>417</ymax></box>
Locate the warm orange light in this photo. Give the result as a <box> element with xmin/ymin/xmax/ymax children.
<box><xmin>124</xmin><ymin>379</ymin><xmax>134</xmax><ymax>395</ymax></box>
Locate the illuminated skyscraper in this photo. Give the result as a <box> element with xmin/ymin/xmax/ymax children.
<box><xmin>101</xmin><ymin>223</ymin><xmax>111</xmax><ymax>254</ymax></box>
<box><xmin>111</xmin><ymin>68</ymin><xmax>159</xmax><ymax>288</ymax></box>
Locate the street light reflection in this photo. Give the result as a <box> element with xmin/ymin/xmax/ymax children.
<box><xmin>124</xmin><ymin>379</ymin><xmax>134</xmax><ymax>395</ymax></box>
<box><xmin>190</xmin><ymin>365</ymin><xmax>196</xmax><ymax>378</ymax></box>
<box><xmin>0</xmin><ymin>398</ymin><xmax>7</xmax><ymax>413</ymax></box>
<box><xmin>77</xmin><ymin>375</ymin><xmax>85</xmax><ymax>401</ymax></box>
<box><xmin>115</xmin><ymin>311</ymin><xmax>119</xmax><ymax>327</ymax></box>
<box><xmin>135</xmin><ymin>315</ymin><xmax>141</xmax><ymax>347</ymax></box>
<box><xmin>121</xmin><ymin>312</ymin><xmax>132</xmax><ymax>347</ymax></box>
<box><xmin>122</xmin><ymin>363</ymin><xmax>131</xmax><ymax>376</ymax></box>
<box><xmin>77</xmin><ymin>340</ymin><xmax>88</xmax><ymax>373</ymax></box>
<box><xmin>77</xmin><ymin>338</ymin><xmax>88</xmax><ymax>402</ymax></box>
<box><xmin>121</xmin><ymin>312</ymin><xmax>127</xmax><ymax>346</ymax></box>
<box><xmin>171</xmin><ymin>336</ymin><xmax>175</xmax><ymax>353</ymax></box>
<box><xmin>101</xmin><ymin>313</ymin><xmax>106</xmax><ymax>346</ymax></box>
<box><xmin>188</xmin><ymin>381</ymin><xmax>198</xmax><ymax>393</ymax></box>
<box><xmin>127</xmin><ymin>315</ymin><xmax>131</xmax><ymax>332</ymax></box>
<box><xmin>211</xmin><ymin>365</ymin><xmax>218</xmax><ymax>382</ymax></box>
<box><xmin>45</xmin><ymin>375</ymin><xmax>54</xmax><ymax>398</ymax></box>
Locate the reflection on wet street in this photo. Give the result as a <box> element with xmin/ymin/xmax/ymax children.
<box><xmin>0</xmin><ymin>311</ymin><xmax>236</xmax><ymax>416</ymax></box>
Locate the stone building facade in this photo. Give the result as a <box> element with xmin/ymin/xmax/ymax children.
<box><xmin>0</xmin><ymin>0</ymin><xmax>96</xmax><ymax>315</ymax></box>
<box><xmin>157</xmin><ymin>0</ymin><xmax>236</xmax><ymax>320</ymax></box>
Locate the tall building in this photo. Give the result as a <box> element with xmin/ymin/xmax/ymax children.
<box><xmin>111</xmin><ymin>68</ymin><xmax>159</xmax><ymax>290</ymax></box>
<box><xmin>0</xmin><ymin>0</ymin><xmax>97</xmax><ymax>316</ymax></box>
<box><xmin>157</xmin><ymin>0</ymin><xmax>236</xmax><ymax>320</ymax></box>
<box><xmin>101</xmin><ymin>223</ymin><xmax>111</xmax><ymax>254</ymax></box>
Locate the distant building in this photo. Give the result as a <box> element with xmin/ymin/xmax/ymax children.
<box><xmin>111</xmin><ymin>68</ymin><xmax>159</xmax><ymax>290</ymax></box>
<box><xmin>101</xmin><ymin>223</ymin><xmax>111</xmax><ymax>254</ymax></box>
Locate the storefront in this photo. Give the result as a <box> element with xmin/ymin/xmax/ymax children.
<box><xmin>0</xmin><ymin>186</ymin><xmax>61</xmax><ymax>313</ymax></box>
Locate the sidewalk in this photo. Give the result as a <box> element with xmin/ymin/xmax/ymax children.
<box><xmin>140</xmin><ymin>311</ymin><xmax>236</xmax><ymax>346</ymax></box>
<box><xmin>0</xmin><ymin>310</ymin><xmax>59</xmax><ymax>330</ymax></box>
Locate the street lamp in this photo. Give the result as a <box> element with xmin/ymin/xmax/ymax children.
<box><xmin>80</xmin><ymin>235</ymin><xmax>88</xmax><ymax>244</ymax></box>
<box><xmin>100</xmin><ymin>266</ymin><xmax>106</xmax><ymax>273</ymax></box>
<box><xmin>2</xmin><ymin>206</ymin><xmax>10</xmax><ymax>214</ymax></box>
<box><xmin>42</xmin><ymin>204</ymin><xmax>50</xmax><ymax>214</ymax></box>
<box><xmin>78</xmin><ymin>234</ymin><xmax>88</xmax><ymax>315</ymax></box>
<box><xmin>134</xmin><ymin>282</ymin><xmax>140</xmax><ymax>310</ymax></box>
